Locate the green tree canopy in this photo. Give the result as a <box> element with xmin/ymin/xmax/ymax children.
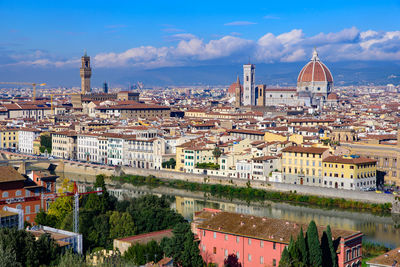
<box><xmin>306</xmin><ymin>221</ymin><xmax>322</xmax><ymax>267</ymax></box>
<box><xmin>163</xmin><ymin>222</ymin><xmax>203</xmax><ymax>267</ymax></box>
<box><xmin>108</xmin><ymin>211</ymin><xmax>136</xmax><ymax>240</ymax></box>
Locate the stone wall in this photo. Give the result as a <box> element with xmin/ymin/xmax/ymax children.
<box><xmin>120</xmin><ymin>167</ymin><xmax>395</xmax><ymax>205</ymax></box>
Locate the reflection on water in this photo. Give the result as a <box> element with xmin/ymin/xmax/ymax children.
<box><xmin>60</xmin><ymin>172</ymin><xmax>400</xmax><ymax>248</ymax></box>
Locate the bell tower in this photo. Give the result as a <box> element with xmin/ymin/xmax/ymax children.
<box><xmin>80</xmin><ymin>51</ymin><xmax>91</xmax><ymax>94</ymax></box>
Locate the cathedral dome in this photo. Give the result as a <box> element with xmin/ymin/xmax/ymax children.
<box><xmin>297</xmin><ymin>49</ymin><xmax>333</xmax><ymax>83</ymax></box>
<box><xmin>327</xmin><ymin>92</ymin><xmax>339</xmax><ymax>100</ymax></box>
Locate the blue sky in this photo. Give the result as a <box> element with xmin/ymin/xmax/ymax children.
<box><xmin>0</xmin><ymin>0</ymin><xmax>400</xmax><ymax>85</ymax></box>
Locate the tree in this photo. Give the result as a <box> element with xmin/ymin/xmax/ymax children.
<box><xmin>297</xmin><ymin>227</ymin><xmax>308</xmax><ymax>265</ymax></box>
<box><xmin>58</xmin><ymin>250</ymin><xmax>87</xmax><ymax>267</ymax></box>
<box><xmin>36</xmin><ymin>233</ymin><xmax>61</xmax><ymax>266</ymax></box>
<box><xmin>326</xmin><ymin>226</ymin><xmax>338</xmax><ymax>267</ymax></box>
<box><xmin>84</xmin><ymin>175</ymin><xmax>116</xmax><ymax>214</ymax></box>
<box><xmin>279</xmin><ymin>247</ymin><xmax>291</xmax><ymax>267</ymax></box>
<box><xmin>40</xmin><ymin>135</ymin><xmax>52</xmax><ymax>153</ymax></box>
<box><xmin>124</xmin><ymin>240</ymin><xmax>163</xmax><ymax>265</ymax></box>
<box><xmin>48</xmin><ymin>178</ymin><xmax>74</xmax><ymax>226</ymax></box>
<box><xmin>35</xmin><ymin>209</ymin><xmax>58</xmax><ymax>227</ymax></box>
<box><xmin>212</xmin><ymin>147</ymin><xmax>222</xmax><ymax>161</ymax></box>
<box><xmin>306</xmin><ymin>221</ymin><xmax>322</xmax><ymax>267</ymax></box>
<box><xmin>0</xmin><ymin>228</ymin><xmax>60</xmax><ymax>267</ymax></box>
<box><xmin>224</xmin><ymin>253</ymin><xmax>242</xmax><ymax>267</ymax></box>
<box><xmin>127</xmin><ymin>195</ymin><xmax>184</xmax><ymax>234</ymax></box>
<box><xmin>163</xmin><ymin>222</ymin><xmax>203</xmax><ymax>267</ymax></box>
<box><xmin>287</xmin><ymin>236</ymin><xmax>301</xmax><ymax>265</ymax></box>
<box><xmin>108</xmin><ymin>211</ymin><xmax>136</xmax><ymax>239</ymax></box>
<box><xmin>0</xmin><ymin>240</ymin><xmax>20</xmax><ymax>267</ymax></box>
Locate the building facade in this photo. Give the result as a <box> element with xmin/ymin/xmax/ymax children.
<box><xmin>194</xmin><ymin>209</ymin><xmax>363</xmax><ymax>267</ymax></box>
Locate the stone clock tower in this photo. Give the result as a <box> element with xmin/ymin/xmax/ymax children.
<box><xmin>80</xmin><ymin>51</ymin><xmax>92</xmax><ymax>94</ymax></box>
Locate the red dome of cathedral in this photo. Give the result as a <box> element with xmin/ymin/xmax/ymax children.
<box><xmin>327</xmin><ymin>92</ymin><xmax>339</xmax><ymax>100</ymax></box>
<box><xmin>297</xmin><ymin>49</ymin><xmax>333</xmax><ymax>83</ymax></box>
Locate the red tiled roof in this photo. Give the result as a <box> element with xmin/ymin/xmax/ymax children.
<box><xmin>297</xmin><ymin>60</ymin><xmax>333</xmax><ymax>83</ymax></box>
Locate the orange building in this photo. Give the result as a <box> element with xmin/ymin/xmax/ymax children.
<box><xmin>0</xmin><ymin>167</ymin><xmax>58</xmax><ymax>223</ymax></box>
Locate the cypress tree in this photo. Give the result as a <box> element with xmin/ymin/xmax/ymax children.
<box><xmin>320</xmin><ymin>231</ymin><xmax>332</xmax><ymax>267</ymax></box>
<box><xmin>306</xmin><ymin>221</ymin><xmax>323</xmax><ymax>267</ymax></box>
<box><xmin>296</xmin><ymin>227</ymin><xmax>308</xmax><ymax>265</ymax></box>
<box><xmin>326</xmin><ymin>225</ymin><xmax>338</xmax><ymax>267</ymax></box>
<box><xmin>288</xmin><ymin>236</ymin><xmax>300</xmax><ymax>263</ymax></box>
<box><xmin>279</xmin><ymin>247</ymin><xmax>291</xmax><ymax>267</ymax></box>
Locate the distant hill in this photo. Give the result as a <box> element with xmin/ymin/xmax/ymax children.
<box><xmin>1</xmin><ymin>61</ymin><xmax>399</xmax><ymax>88</ymax></box>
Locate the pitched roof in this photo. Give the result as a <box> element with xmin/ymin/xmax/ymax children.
<box><xmin>197</xmin><ymin>211</ymin><xmax>358</xmax><ymax>244</ymax></box>
<box><xmin>0</xmin><ymin>166</ymin><xmax>26</xmax><ymax>183</ymax></box>
<box><xmin>323</xmin><ymin>156</ymin><xmax>377</xmax><ymax>165</ymax></box>
<box><xmin>281</xmin><ymin>145</ymin><xmax>328</xmax><ymax>154</ymax></box>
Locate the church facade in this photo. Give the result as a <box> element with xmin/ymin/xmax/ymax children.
<box><xmin>231</xmin><ymin>49</ymin><xmax>335</xmax><ymax>108</ymax></box>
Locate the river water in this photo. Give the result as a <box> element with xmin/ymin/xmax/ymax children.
<box><xmin>58</xmin><ymin>171</ymin><xmax>400</xmax><ymax>248</ymax></box>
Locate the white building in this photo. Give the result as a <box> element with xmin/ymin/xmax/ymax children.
<box><xmin>123</xmin><ymin>137</ymin><xmax>165</xmax><ymax>170</ymax></box>
<box><xmin>235</xmin><ymin>160</ymin><xmax>252</xmax><ymax>180</ymax></box>
<box><xmin>18</xmin><ymin>128</ymin><xmax>40</xmax><ymax>154</ymax></box>
<box><xmin>243</xmin><ymin>64</ymin><xmax>255</xmax><ymax>106</ymax></box>
<box><xmin>251</xmin><ymin>156</ymin><xmax>279</xmax><ymax>181</ymax></box>
<box><xmin>77</xmin><ymin>133</ymin><xmax>100</xmax><ymax>163</ymax></box>
<box><xmin>106</xmin><ymin>134</ymin><xmax>125</xmax><ymax>165</ymax></box>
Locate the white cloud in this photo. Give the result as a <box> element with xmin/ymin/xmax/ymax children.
<box><xmin>224</xmin><ymin>21</ymin><xmax>257</xmax><ymax>26</ymax></box>
<box><xmin>263</xmin><ymin>15</ymin><xmax>280</xmax><ymax>20</ymax></box>
<box><xmin>3</xmin><ymin>27</ymin><xmax>400</xmax><ymax>68</ymax></box>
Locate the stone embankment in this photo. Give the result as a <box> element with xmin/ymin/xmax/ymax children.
<box><xmin>1</xmin><ymin>151</ymin><xmax>397</xmax><ymax>212</ymax></box>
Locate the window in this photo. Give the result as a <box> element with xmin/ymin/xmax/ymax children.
<box><xmin>236</xmin><ymin>236</ymin><xmax>239</xmax><ymax>243</ymax></box>
<box><xmin>25</xmin><ymin>206</ymin><xmax>30</xmax><ymax>214</ymax></box>
<box><xmin>236</xmin><ymin>252</ymin><xmax>240</xmax><ymax>259</ymax></box>
<box><xmin>260</xmin><ymin>240</ymin><xmax>264</xmax><ymax>248</ymax></box>
<box><xmin>35</xmin><ymin>205</ymin><xmax>40</xmax><ymax>213</ymax></box>
<box><xmin>225</xmin><ymin>249</ymin><xmax>228</xmax><ymax>257</ymax></box>
<box><xmin>16</xmin><ymin>190</ymin><xmax>22</xmax><ymax>196</ymax></box>
<box><xmin>248</xmin><ymin>254</ymin><xmax>252</xmax><ymax>262</ymax></box>
<box><xmin>273</xmin><ymin>259</ymin><xmax>277</xmax><ymax>266</ymax></box>
<box><xmin>224</xmin><ymin>234</ymin><xmax>228</xmax><ymax>241</ymax></box>
<box><xmin>260</xmin><ymin>256</ymin><xmax>264</xmax><ymax>264</ymax></box>
<box><xmin>203</xmin><ymin>230</ymin><xmax>206</xmax><ymax>236</ymax></box>
<box><xmin>248</xmin><ymin>238</ymin><xmax>251</xmax><ymax>245</ymax></box>
<box><xmin>213</xmin><ymin>232</ymin><xmax>216</xmax><ymax>239</ymax></box>
<box><xmin>2</xmin><ymin>191</ymin><xmax>8</xmax><ymax>198</ymax></box>
<box><xmin>213</xmin><ymin>247</ymin><xmax>216</xmax><ymax>254</ymax></box>
<box><xmin>273</xmin><ymin>242</ymin><xmax>276</xmax><ymax>249</ymax></box>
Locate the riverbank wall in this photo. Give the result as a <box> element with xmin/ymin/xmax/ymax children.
<box><xmin>56</xmin><ymin>163</ymin><xmax>396</xmax><ymax>206</ymax></box>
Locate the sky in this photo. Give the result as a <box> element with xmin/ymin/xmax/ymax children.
<box><xmin>1</xmin><ymin>0</ymin><xmax>400</xmax><ymax>86</ymax></box>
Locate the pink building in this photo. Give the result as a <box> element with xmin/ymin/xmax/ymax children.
<box><xmin>193</xmin><ymin>209</ymin><xmax>362</xmax><ymax>267</ymax></box>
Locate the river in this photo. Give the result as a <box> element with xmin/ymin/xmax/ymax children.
<box><xmin>58</xmin><ymin>171</ymin><xmax>400</xmax><ymax>248</ymax></box>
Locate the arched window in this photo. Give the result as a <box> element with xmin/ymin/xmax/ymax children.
<box><xmin>317</xmin><ymin>87</ymin><xmax>321</xmax><ymax>91</ymax></box>
<box><xmin>15</xmin><ymin>190</ymin><xmax>22</xmax><ymax>196</ymax></box>
<box><xmin>2</xmin><ymin>191</ymin><xmax>8</xmax><ymax>198</ymax></box>
<box><xmin>16</xmin><ymin>204</ymin><xmax>22</xmax><ymax>210</ymax></box>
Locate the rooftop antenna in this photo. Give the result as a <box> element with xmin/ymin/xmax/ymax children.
<box><xmin>84</xmin><ymin>49</ymin><xmax>87</xmax><ymax>57</ymax></box>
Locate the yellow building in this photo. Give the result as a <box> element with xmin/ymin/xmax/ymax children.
<box><xmin>175</xmin><ymin>145</ymin><xmax>186</xmax><ymax>172</ymax></box>
<box><xmin>264</xmin><ymin>132</ymin><xmax>287</xmax><ymax>143</ymax></box>
<box><xmin>33</xmin><ymin>137</ymin><xmax>41</xmax><ymax>155</ymax></box>
<box><xmin>342</xmin><ymin>141</ymin><xmax>400</xmax><ymax>186</ymax></box>
<box><xmin>183</xmin><ymin>147</ymin><xmax>214</xmax><ymax>173</ymax></box>
<box><xmin>322</xmin><ymin>155</ymin><xmax>377</xmax><ymax>190</ymax></box>
<box><xmin>281</xmin><ymin>146</ymin><xmax>330</xmax><ymax>186</ymax></box>
<box><xmin>0</xmin><ymin>127</ymin><xmax>19</xmax><ymax>149</ymax></box>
